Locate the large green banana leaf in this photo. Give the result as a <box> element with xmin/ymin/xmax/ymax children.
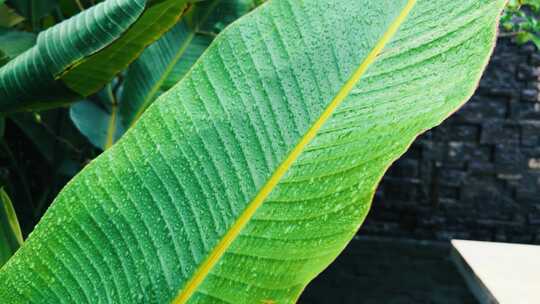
<box><xmin>0</xmin><ymin>0</ymin><xmax>505</xmax><ymax>303</ymax></box>
<box><xmin>0</xmin><ymin>0</ymin><xmax>190</xmax><ymax>113</ymax></box>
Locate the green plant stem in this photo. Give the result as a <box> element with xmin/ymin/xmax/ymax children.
<box><xmin>74</xmin><ymin>0</ymin><xmax>84</xmax><ymax>11</ymax></box>
<box><xmin>499</xmin><ymin>31</ymin><xmax>524</xmax><ymax>37</ymax></box>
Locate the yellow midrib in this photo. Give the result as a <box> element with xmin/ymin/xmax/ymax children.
<box><xmin>172</xmin><ymin>1</ymin><xmax>417</xmax><ymax>302</ymax></box>
<box><xmin>105</xmin><ymin>87</ymin><xmax>119</xmax><ymax>150</ymax></box>
<box><xmin>104</xmin><ymin>103</ymin><xmax>117</xmax><ymax>150</ymax></box>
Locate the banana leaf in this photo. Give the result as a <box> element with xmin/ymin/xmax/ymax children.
<box><xmin>0</xmin><ymin>0</ymin><xmax>505</xmax><ymax>303</ymax></box>
<box><xmin>0</xmin><ymin>0</ymin><xmax>190</xmax><ymax>113</ymax></box>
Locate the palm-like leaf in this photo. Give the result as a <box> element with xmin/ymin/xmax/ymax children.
<box><xmin>0</xmin><ymin>0</ymin><xmax>505</xmax><ymax>303</ymax></box>
<box><xmin>0</xmin><ymin>0</ymin><xmax>190</xmax><ymax>112</ymax></box>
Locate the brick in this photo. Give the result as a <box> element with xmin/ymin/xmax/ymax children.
<box><xmin>522</xmin><ymin>88</ymin><xmax>539</xmax><ymax>102</ymax></box>
<box><xmin>521</xmin><ymin>122</ymin><xmax>540</xmax><ymax>146</ymax></box>
<box><xmin>530</xmin><ymin>52</ymin><xmax>540</xmax><ymax>65</ymax></box>
<box><xmin>494</xmin><ymin>144</ymin><xmax>525</xmax><ymax>169</ymax></box>
<box><xmin>516</xmin><ymin>101</ymin><xmax>540</xmax><ymax>119</ymax></box>
<box><xmin>480</xmin><ymin>121</ymin><xmax>520</xmax><ymax>145</ymax></box>
<box><xmin>386</xmin><ymin>159</ymin><xmax>419</xmax><ymax>179</ymax></box>
<box><xmin>435</xmin><ymin>124</ymin><xmax>478</xmax><ymax>142</ymax></box>
<box><xmin>438</xmin><ymin>170</ymin><xmax>466</xmax><ymax>187</ymax></box>
<box><xmin>438</xmin><ymin>186</ymin><xmax>460</xmax><ymax>200</ymax></box>
<box><xmin>455</xmin><ymin>96</ymin><xmax>507</xmax><ymax>120</ymax></box>
<box><xmin>517</xmin><ymin>63</ymin><xmax>538</xmax><ymax>81</ymax></box>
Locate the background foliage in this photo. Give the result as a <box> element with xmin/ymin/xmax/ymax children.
<box><xmin>501</xmin><ymin>0</ymin><xmax>540</xmax><ymax>47</ymax></box>
<box><xmin>0</xmin><ymin>0</ymin><xmax>262</xmax><ymax>247</ymax></box>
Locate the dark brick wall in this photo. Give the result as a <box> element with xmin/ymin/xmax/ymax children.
<box><xmin>362</xmin><ymin>38</ymin><xmax>540</xmax><ymax>244</ymax></box>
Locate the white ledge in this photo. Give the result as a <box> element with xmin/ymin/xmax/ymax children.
<box><xmin>451</xmin><ymin>239</ymin><xmax>540</xmax><ymax>304</ymax></box>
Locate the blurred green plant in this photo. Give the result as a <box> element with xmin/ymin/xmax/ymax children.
<box><xmin>0</xmin><ymin>187</ymin><xmax>22</xmax><ymax>267</ymax></box>
<box><xmin>501</xmin><ymin>0</ymin><xmax>540</xmax><ymax>48</ymax></box>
